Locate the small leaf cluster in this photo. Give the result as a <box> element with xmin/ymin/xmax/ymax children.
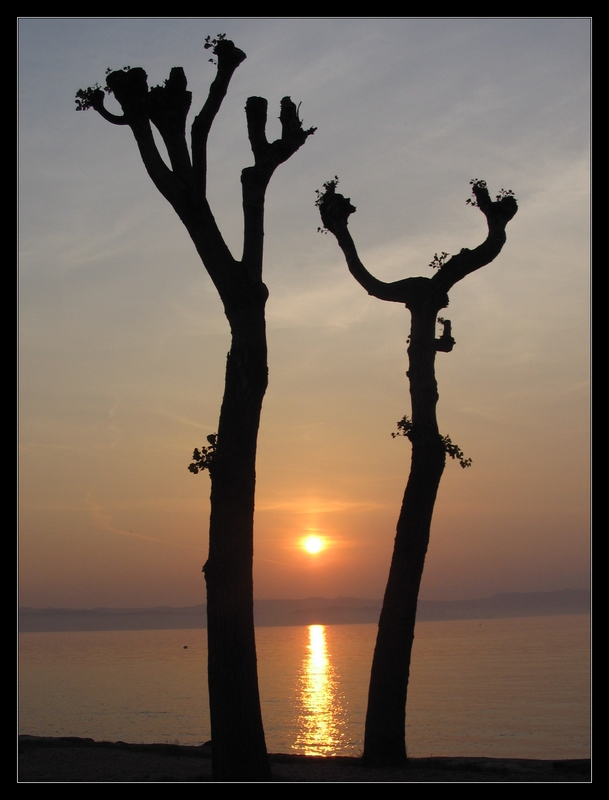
<box><xmin>392</xmin><ymin>416</ymin><xmax>472</xmax><ymax>468</ymax></box>
<box><xmin>76</xmin><ymin>66</ymin><xmax>132</xmax><ymax>110</ymax></box>
<box><xmin>204</xmin><ymin>33</ymin><xmax>227</xmax><ymax>49</ymax></box>
<box><xmin>441</xmin><ymin>435</ymin><xmax>472</xmax><ymax>469</ymax></box>
<box><xmin>315</xmin><ymin>176</ymin><xmax>339</xmax><ymax>233</ymax></box>
<box><xmin>315</xmin><ymin>176</ymin><xmax>339</xmax><ymax>207</ymax></box>
<box><xmin>204</xmin><ymin>33</ymin><xmax>227</xmax><ymax>64</ymax></box>
<box><xmin>391</xmin><ymin>415</ymin><xmax>414</xmax><ymax>439</ymax></box>
<box><xmin>429</xmin><ymin>252</ymin><xmax>449</xmax><ymax>270</ymax></box>
<box><xmin>465</xmin><ymin>178</ymin><xmax>487</xmax><ymax>206</ymax></box>
<box><xmin>188</xmin><ymin>434</ymin><xmax>217</xmax><ymax>474</ymax></box>
<box><xmin>466</xmin><ymin>178</ymin><xmax>516</xmax><ymax>206</ymax></box>
<box><xmin>75</xmin><ymin>85</ymin><xmax>104</xmax><ymax>111</ymax></box>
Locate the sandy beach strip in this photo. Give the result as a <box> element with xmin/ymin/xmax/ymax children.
<box><xmin>18</xmin><ymin>736</ymin><xmax>590</xmax><ymax>783</ymax></box>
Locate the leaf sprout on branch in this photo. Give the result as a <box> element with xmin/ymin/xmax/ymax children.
<box><xmin>441</xmin><ymin>435</ymin><xmax>473</xmax><ymax>469</ymax></box>
<box><xmin>466</xmin><ymin>178</ymin><xmax>516</xmax><ymax>207</ymax></box>
<box><xmin>315</xmin><ymin>176</ymin><xmax>340</xmax><ymax>207</ymax></box>
<box><xmin>465</xmin><ymin>178</ymin><xmax>487</xmax><ymax>206</ymax></box>
<box><xmin>315</xmin><ymin>176</ymin><xmax>339</xmax><ymax>233</ymax></box>
<box><xmin>392</xmin><ymin>416</ymin><xmax>472</xmax><ymax>468</ymax></box>
<box><xmin>75</xmin><ymin>85</ymin><xmax>104</xmax><ymax>110</ymax></box>
<box><xmin>75</xmin><ymin>65</ymin><xmax>134</xmax><ymax>110</ymax></box>
<box><xmin>429</xmin><ymin>252</ymin><xmax>450</xmax><ymax>270</ymax></box>
<box><xmin>188</xmin><ymin>434</ymin><xmax>217</xmax><ymax>474</ymax></box>
<box><xmin>391</xmin><ymin>416</ymin><xmax>414</xmax><ymax>439</ymax></box>
<box><xmin>204</xmin><ymin>33</ymin><xmax>227</xmax><ymax>64</ymax></box>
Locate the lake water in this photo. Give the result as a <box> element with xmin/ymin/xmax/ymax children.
<box><xmin>18</xmin><ymin>615</ymin><xmax>590</xmax><ymax>760</ymax></box>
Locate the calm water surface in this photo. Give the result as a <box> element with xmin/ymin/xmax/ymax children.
<box><xmin>19</xmin><ymin>615</ymin><xmax>590</xmax><ymax>759</ymax></box>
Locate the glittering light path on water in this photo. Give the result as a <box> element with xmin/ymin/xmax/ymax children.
<box><xmin>293</xmin><ymin>625</ymin><xmax>347</xmax><ymax>755</ymax></box>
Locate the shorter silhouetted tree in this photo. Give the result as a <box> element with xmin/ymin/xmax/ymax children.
<box><xmin>317</xmin><ymin>178</ymin><xmax>517</xmax><ymax>765</ymax></box>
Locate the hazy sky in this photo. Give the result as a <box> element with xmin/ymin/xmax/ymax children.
<box><xmin>19</xmin><ymin>18</ymin><xmax>590</xmax><ymax>607</ymax></box>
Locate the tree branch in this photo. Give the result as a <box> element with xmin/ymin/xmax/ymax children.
<box><xmin>241</xmin><ymin>97</ymin><xmax>315</xmax><ymax>275</ymax></box>
<box><xmin>191</xmin><ymin>38</ymin><xmax>247</xmax><ymax>201</ymax></box>
<box><xmin>430</xmin><ymin>181</ymin><xmax>518</xmax><ymax>295</ymax></box>
<box><xmin>149</xmin><ymin>67</ymin><xmax>193</xmax><ymax>186</ymax></box>
<box><xmin>78</xmin><ymin>69</ymin><xmax>185</xmax><ymax>210</ymax></box>
<box><xmin>318</xmin><ymin>179</ymin><xmax>517</xmax><ymax>310</ymax></box>
<box><xmin>101</xmin><ymin>67</ymin><xmax>183</xmax><ymax>207</ymax></box>
<box><xmin>78</xmin><ymin>41</ymin><xmax>316</xmax><ymax>307</ymax></box>
<box><xmin>317</xmin><ymin>182</ymin><xmax>426</xmax><ymax>304</ymax></box>
<box><xmin>276</xmin><ymin>97</ymin><xmax>317</xmax><ymax>166</ymax></box>
<box><xmin>75</xmin><ymin>86</ymin><xmax>128</xmax><ymax>125</ymax></box>
<box><xmin>245</xmin><ymin>96</ymin><xmax>269</xmax><ymax>162</ymax></box>
<box><xmin>77</xmin><ymin>63</ymin><xmax>238</xmax><ymax>295</ymax></box>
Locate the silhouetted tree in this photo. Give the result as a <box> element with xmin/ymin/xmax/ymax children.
<box><xmin>77</xmin><ymin>36</ymin><xmax>315</xmax><ymax>781</ymax></box>
<box><xmin>317</xmin><ymin>178</ymin><xmax>517</xmax><ymax>766</ymax></box>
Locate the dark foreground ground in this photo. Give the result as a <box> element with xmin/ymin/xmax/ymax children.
<box><xmin>18</xmin><ymin>737</ymin><xmax>590</xmax><ymax>783</ymax></box>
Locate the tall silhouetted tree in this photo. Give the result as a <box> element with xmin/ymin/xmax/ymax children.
<box><xmin>77</xmin><ymin>36</ymin><xmax>315</xmax><ymax>780</ymax></box>
<box><xmin>318</xmin><ymin>178</ymin><xmax>517</xmax><ymax>766</ymax></box>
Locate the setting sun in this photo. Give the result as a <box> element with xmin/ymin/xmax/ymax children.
<box><xmin>302</xmin><ymin>535</ymin><xmax>325</xmax><ymax>555</ymax></box>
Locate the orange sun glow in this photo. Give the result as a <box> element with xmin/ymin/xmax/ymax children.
<box><xmin>302</xmin><ymin>535</ymin><xmax>325</xmax><ymax>554</ymax></box>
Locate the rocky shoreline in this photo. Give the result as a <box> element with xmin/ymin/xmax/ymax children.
<box><xmin>18</xmin><ymin>736</ymin><xmax>590</xmax><ymax>783</ymax></box>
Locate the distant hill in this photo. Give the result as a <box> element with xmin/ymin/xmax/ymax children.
<box><xmin>19</xmin><ymin>589</ymin><xmax>589</xmax><ymax>633</ymax></box>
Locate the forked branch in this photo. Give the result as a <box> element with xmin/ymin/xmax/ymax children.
<box><xmin>245</xmin><ymin>96</ymin><xmax>316</xmax><ymax>177</ymax></box>
<box><xmin>316</xmin><ymin>178</ymin><xmax>518</xmax><ymax>309</ymax></box>
<box><xmin>241</xmin><ymin>96</ymin><xmax>316</xmax><ymax>271</ymax></box>
<box><xmin>76</xmin><ymin>38</ymin><xmax>315</xmax><ymax>299</ymax></box>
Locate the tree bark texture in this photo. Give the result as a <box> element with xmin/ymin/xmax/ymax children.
<box><xmin>318</xmin><ymin>180</ymin><xmax>517</xmax><ymax>766</ymax></box>
<box><xmin>78</xmin><ymin>38</ymin><xmax>314</xmax><ymax>781</ymax></box>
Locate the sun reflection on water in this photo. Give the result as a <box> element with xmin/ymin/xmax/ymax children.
<box><xmin>293</xmin><ymin>624</ymin><xmax>346</xmax><ymax>756</ymax></box>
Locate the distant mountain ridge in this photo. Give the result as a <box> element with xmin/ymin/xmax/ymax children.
<box><xmin>19</xmin><ymin>589</ymin><xmax>589</xmax><ymax>633</ymax></box>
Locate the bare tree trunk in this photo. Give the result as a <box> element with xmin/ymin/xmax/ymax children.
<box><xmin>363</xmin><ymin>305</ymin><xmax>446</xmax><ymax>766</ymax></box>
<box><xmin>204</xmin><ymin>301</ymin><xmax>270</xmax><ymax>780</ymax></box>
